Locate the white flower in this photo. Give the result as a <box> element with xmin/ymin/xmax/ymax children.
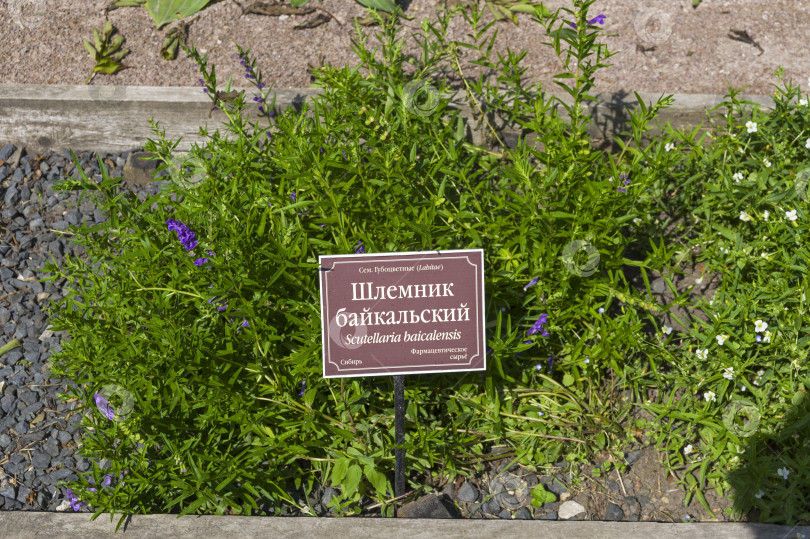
<box><xmin>803</xmin><ymin>293</ymin><xmax>806</xmax><ymax>302</ymax></box>
<box><xmin>739</xmin><ymin>211</ymin><xmax>753</xmax><ymax>222</ymax></box>
<box><xmin>662</xmin><ymin>324</ymin><xmax>673</xmax><ymax>335</ymax></box>
<box><xmin>633</xmin><ymin>217</ymin><xmax>642</xmax><ymax>225</ymax></box>
<box><xmin>723</xmin><ymin>366</ymin><xmax>734</xmax><ymax>380</ymax></box>
<box><xmin>763</xmin><ymin>330</ymin><xmax>771</xmax><ymax>343</ymax></box>
<box><xmin>754</xmin><ymin>490</ymin><xmax>764</xmax><ymax>499</ymax></box>
<box><xmin>801</xmin><ymin>98</ymin><xmax>808</xmax><ymax>107</ymax></box>
<box><xmin>806</xmin><ymin>138</ymin><xmax>810</xmax><ymax>149</ymax></box>
<box><xmin>777</xmin><ymin>467</ymin><xmax>790</xmax><ymax>480</ymax></box>
<box><xmin>754</xmin><ymin>320</ymin><xmax>768</xmax><ymax>332</ymax></box>
<box><xmin>696</xmin><ymin>349</ymin><xmax>709</xmax><ymax>360</ymax></box>
<box><xmin>738</xmin><ymin>148</ymin><xmax>744</xmax><ymax>154</ymax></box>
<box><xmin>704</xmin><ymin>391</ymin><xmax>717</xmax><ymax>402</ymax></box>
<box><xmin>763</xmin><ymin>158</ymin><xmax>771</xmax><ymax>168</ymax></box>
<box><xmin>741</xmin><ymin>384</ymin><xmax>747</xmax><ymax>392</ymax></box>
<box><xmin>684</xmin><ymin>444</ymin><xmax>693</xmax><ymax>455</ymax></box>
<box><xmin>665</xmin><ymin>142</ymin><xmax>675</xmax><ymax>152</ymax></box>
<box><xmin>763</xmin><ymin>210</ymin><xmax>769</xmax><ymax>221</ymax></box>
<box><xmin>716</xmin><ymin>334</ymin><xmax>729</xmax><ymax>346</ymax></box>
<box><xmin>746</xmin><ymin>121</ymin><xmax>758</xmax><ymax>133</ymax></box>
<box><xmin>733</xmin><ymin>172</ymin><xmax>744</xmax><ymax>183</ymax></box>
<box><xmin>786</xmin><ymin>209</ymin><xmax>798</xmax><ymax>221</ymax></box>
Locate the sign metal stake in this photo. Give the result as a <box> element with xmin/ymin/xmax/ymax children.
<box><xmin>393</xmin><ymin>374</ymin><xmax>406</xmax><ymax>499</ymax></box>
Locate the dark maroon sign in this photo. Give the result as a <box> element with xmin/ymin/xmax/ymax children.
<box><xmin>319</xmin><ymin>249</ymin><xmax>485</xmax><ymax>378</ymax></box>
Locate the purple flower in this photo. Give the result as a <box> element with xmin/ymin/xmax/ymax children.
<box><xmin>522</xmin><ymin>340</ymin><xmax>532</xmax><ymax>344</ymax></box>
<box><xmin>266</xmin><ymin>131</ymin><xmax>272</xmax><ymax>138</ymax></box>
<box><xmin>94</xmin><ymin>393</ymin><xmax>115</xmax><ymax>420</ymax></box>
<box><xmin>527</xmin><ymin>314</ymin><xmax>549</xmax><ymax>336</ymax></box>
<box><xmin>618</xmin><ymin>187</ymin><xmax>627</xmax><ymax>193</ymax></box>
<box><xmin>291</xmin><ymin>192</ymin><xmax>297</xmax><ymax>202</ymax></box>
<box><xmin>623</xmin><ymin>179</ymin><xmax>631</xmax><ymax>186</ymax></box>
<box><xmin>193</xmin><ymin>257</ymin><xmax>209</xmax><ymax>266</ymax></box>
<box><xmin>240</xmin><ymin>319</ymin><xmax>249</xmax><ymax>328</ymax></box>
<box><xmin>318</xmin><ymin>224</ymin><xmax>325</xmax><ymax>228</ymax></box>
<box><xmin>102</xmin><ymin>474</ymin><xmax>113</xmax><ymax>489</ymax></box>
<box><xmin>66</xmin><ymin>489</ymin><xmax>85</xmax><ymax>512</ymax></box>
<box><xmin>245</xmin><ymin>73</ymin><xmax>255</xmax><ymax>79</ymax></box>
<box><xmin>253</xmin><ymin>96</ymin><xmax>264</xmax><ymax>102</ymax></box>
<box><xmin>548</xmin><ymin>354</ymin><xmax>555</xmax><ymax>373</ymax></box>
<box><xmin>166</xmin><ymin>218</ymin><xmax>198</xmax><ymax>251</ymax></box>
<box><xmin>598</xmin><ymin>307</ymin><xmax>605</xmax><ymax>313</ymax></box>
<box><xmin>756</xmin><ymin>335</ymin><xmax>762</xmax><ymax>342</ymax></box>
<box><xmin>197</xmin><ymin>78</ymin><xmax>204</xmax><ymax>85</ymax></box>
<box><xmin>523</xmin><ymin>277</ymin><xmax>539</xmax><ymax>291</ymax></box>
<box><xmin>535</xmin><ymin>364</ymin><xmax>543</xmax><ymax>371</ymax></box>
<box><xmin>298</xmin><ymin>380</ymin><xmax>306</xmax><ymax>397</ymax></box>
<box><xmin>570</xmin><ymin>14</ymin><xmax>606</xmax><ymax>28</ymax></box>
<box><xmin>258</xmin><ymin>82</ymin><xmax>266</xmax><ymax>89</ymax></box>
<box><xmin>203</xmin><ymin>88</ymin><xmax>209</xmax><ymax>93</ymax></box>
<box><xmin>354</xmin><ymin>240</ymin><xmax>365</xmax><ymax>254</ymax></box>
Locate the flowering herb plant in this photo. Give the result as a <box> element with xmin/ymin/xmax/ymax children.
<box><xmin>38</xmin><ymin>0</ymin><xmax>809</xmax><ymax>528</ymax></box>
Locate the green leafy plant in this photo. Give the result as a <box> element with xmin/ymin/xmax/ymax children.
<box><xmin>44</xmin><ymin>0</ymin><xmax>810</xmax><ymax>529</ymax></box>
<box><xmin>145</xmin><ymin>0</ymin><xmax>211</xmax><ymax>29</ymax></box>
<box><xmin>83</xmin><ymin>20</ymin><xmax>130</xmax><ymax>84</ymax></box>
<box><xmin>530</xmin><ymin>484</ymin><xmax>556</xmax><ymax>506</ymax></box>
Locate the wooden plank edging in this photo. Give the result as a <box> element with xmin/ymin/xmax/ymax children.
<box><xmin>0</xmin><ymin>84</ymin><xmax>780</xmax><ymax>155</ymax></box>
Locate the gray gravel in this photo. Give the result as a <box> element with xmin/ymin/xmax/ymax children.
<box><xmin>0</xmin><ymin>143</ymin><xmax>166</xmax><ymax>511</ymax></box>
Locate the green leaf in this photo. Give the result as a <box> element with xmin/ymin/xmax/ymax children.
<box><xmin>343</xmin><ymin>464</ymin><xmax>363</xmax><ymax>494</ymax></box>
<box><xmin>562</xmin><ymin>373</ymin><xmax>574</xmax><ymax>387</ymax></box>
<box><xmin>145</xmin><ymin>0</ymin><xmax>212</xmax><ymax>30</ymax></box>
<box><xmin>363</xmin><ymin>463</ymin><xmax>389</xmax><ymax>496</ymax></box>
<box><xmin>331</xmin><ymin>458</ymin><xmax>349</xmax><ymax>486</ymax></box>
<box><xmin>530</xmin><ymin>485</ymin><xmax>556</xmax><ymax>507</ymax></box>
<box><xmin>354</xmin><ymin>0</ymin><xmax>397</xmax><ymax>13</ymax></box>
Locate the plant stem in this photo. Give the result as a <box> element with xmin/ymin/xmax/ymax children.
<box><xmin>0</xmin><ymin>339</ymin><xmax>20</xmax><ymax>358</ymax></box>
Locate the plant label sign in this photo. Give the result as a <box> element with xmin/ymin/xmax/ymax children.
<box><xmin>319</xmin><ymin>249</ymin><xmax>485</xmax><ymax>378</ymax></box>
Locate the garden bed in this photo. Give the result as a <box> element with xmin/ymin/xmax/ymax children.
<box><xmin>1</xmin><ymin>0</ymin><xmax>809</xmax><ymax>529</ymax></box>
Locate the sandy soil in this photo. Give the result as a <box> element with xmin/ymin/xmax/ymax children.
<box><xmin>1</xmin><ymin>0</ymin><xmax>808</xmax><ymax>99</ymax></box>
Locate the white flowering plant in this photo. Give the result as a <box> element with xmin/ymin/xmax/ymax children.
<box><xmin>639</xmin><ymin>66</ymin><xmax>810</xmax><ymax>523</ymax></box>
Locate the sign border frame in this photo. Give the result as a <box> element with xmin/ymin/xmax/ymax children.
<box><xmin>319</xmin><ymin>249</ymin><xmax>486</xmax><ymax>378</ymax></box>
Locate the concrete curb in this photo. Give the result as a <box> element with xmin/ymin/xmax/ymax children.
<box><xmin>0</xmin><ymin>84</ymin><xmax>780</xmax><ymax>155</ymax></box>
<box><xmin>0</xmin><ymin>512</ymin><xmax>808</xmax><ymax>538</ymax></box>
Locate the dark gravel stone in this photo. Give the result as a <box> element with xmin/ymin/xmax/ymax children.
<box><xmin>0</xmin><ymin>484</ymin><xmax>16</xmax><ymax>499</ymax></box>
<box><xmin>457</xmin><ymin>481</ymin><xmax>478</xmax><ymax>503</ymax></box>
<box><xmin>498</xmin><ymin>508</ymin><xmax>511</xmax><ymax>519</ymax></box>
<box><xmin>0</xmin><ymin>143</ymin><xmax>14</xmax><ymax>161</ymax></box>
<box><xmin>56</xmin><ymin>430</ymin><xmax>72</xmax><ymax>444</ymax></box>
<box><xmin>397</xmin><ymin>494</ymin><xmax>459</xmax><ymax>519</ymax></box>
<box><xmin>32</xmin><ymin>451</ymin><xmax>51</xmax><ymax>469</ymax></box>
<box><xmin>0</xmin><ymin>434</ymin><xmax>11</xmax><ymax>448</ymax></box>
<box><xmin>4</xmin><ymin>185</ymin><xmax>20</xmax><ymax>206</ymax></box>
<box><xmin>625</xmin><ymin>450</ymin><xmax>643</xmax><ymax>465</ymax></box>
<box><xmin>16</xmin><ymin>485</ymin><xmax>31</xmax><ymax>504</ymax></box>
<box><xmin>514</xmin><ymin>507</ymin><xmax>532</xmax><ymax>520</ymax></box>
<box><xmin>605</xmin><ymin>502</ymin><xmax>624</xmax><ymax>520</ymax></box>
<box><xmin>0</xmin><ymin>395</ymin><xmax>15</xmax><ymax>414</ymax></box>
<box><xmin>18</xmin><ymin>389</ymin><xmax>38</xmax><ymax>406</ymax></box>
<box><xmin>544</xmin><ymin>476</ymin><xmax>569</xmax><ymax>495</ymax></box>
<box><xmin>537</xmin><ymin>510</ymin><xmax>557</xmax><ymax>520</ymax></box>
<box><xmin>42</xmin><ymin>436</ymin><xmax>60</xmax><ymax>458</ymax></box>
<box><xmin>484</xmin><ymin>498</ymin><xmax>500</xmax><ymax>514</ymax></box>
<box><xmin>20</xmin><ymin>401</ymin><xmax>44</xmax><ymax>420</ymax></box>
